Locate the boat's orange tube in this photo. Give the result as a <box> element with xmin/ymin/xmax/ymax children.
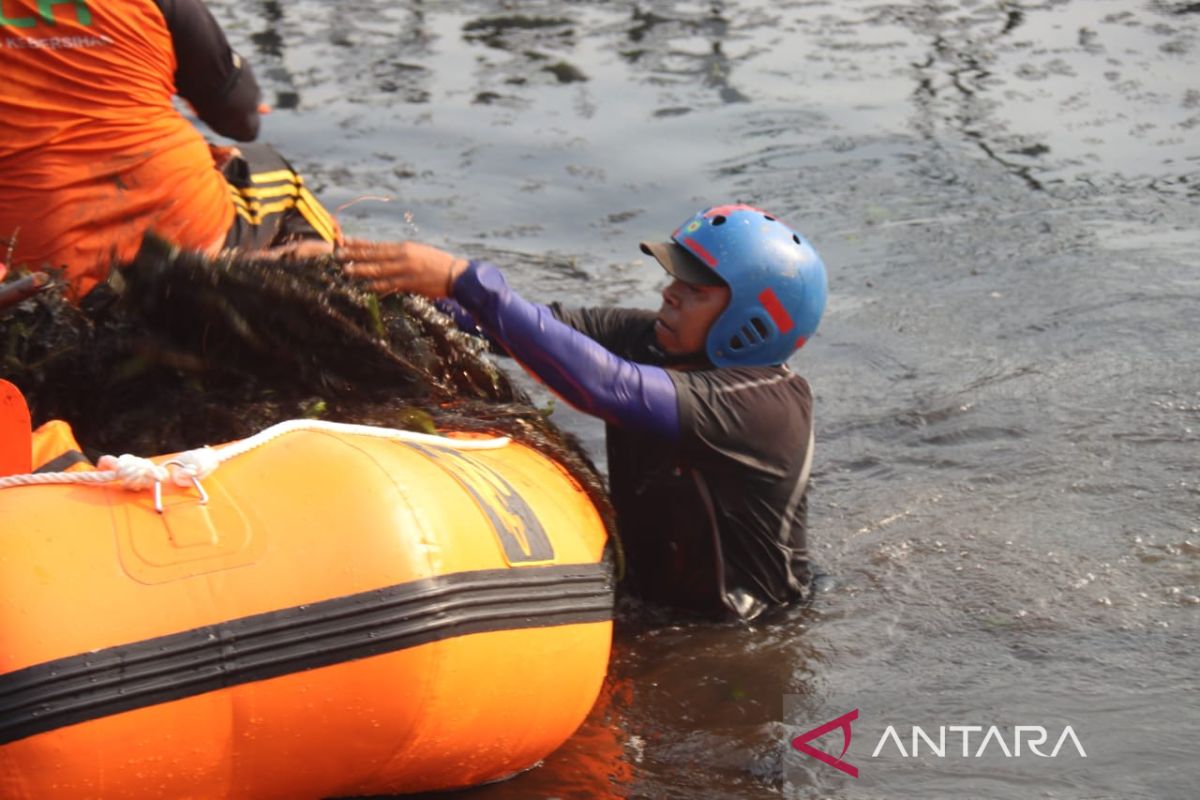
<box><xmin>0</xmin><ymin>426</ymin><xmax>612</xmax><ymax>799</ymax></box>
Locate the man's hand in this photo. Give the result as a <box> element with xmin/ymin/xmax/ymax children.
<box><xmin>339</xmin><ymin>240</ymin><xmax>468</xmax><ymax>298</ymax></box>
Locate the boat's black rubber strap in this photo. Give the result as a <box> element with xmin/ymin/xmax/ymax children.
<box><xmin>0</xmin><ymin>563</ymin><xmax>613</xmax><ymax>745</ymax></box>
<box><xmin>32</xmin><ymin>449</ymin><xmax>89</xmax><ymax>473</ymax></box>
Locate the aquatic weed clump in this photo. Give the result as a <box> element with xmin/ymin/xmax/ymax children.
<box><xmin>0</xmin><ymin>237</ymin><xmax>613</xmax><ymax>533</ymax></box>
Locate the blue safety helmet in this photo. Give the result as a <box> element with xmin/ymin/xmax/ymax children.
<box><xmin>641</xmin><ymin>204</ymin><xmax>827</xmax><ymax>367</ymax></box>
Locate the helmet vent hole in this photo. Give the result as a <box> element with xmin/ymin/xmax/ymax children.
<box><xmin>792</xmin><ymin>234</ymin><xmax>801</xmax><ymax>245</ymax></box>
<box><xmin>764</xmin><ymin>214</ymin><xmax>776</xmax><ymax>221</ymax></box>
<box><xmin>711</xmin><ymin>215</ymin><xmax>727</xmax><ymax>226</ymax></box>
<box><xmin>728</xmin><ymin>335</ymin><xmax>745</xmax><ymax>351</ymax></box>
<box><xmin>739</xmin><ymin>324</ymin><xmax>763</xmax><ymax>344</ymax></box>
<box><xmin>750</xmin><ymin>317</ymin><xmax>769</xmax><ymax>340</ymax></box>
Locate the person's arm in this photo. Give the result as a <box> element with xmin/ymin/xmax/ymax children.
<box><xmin>435</xmin><ymin>298</ymin><xmax>650</xmax><ymax>354</ymax></box>
<box><xmin>154</xmin><ymin>0</ymin><xmax>262</xmax><ymax>141</ymax></box>
<box><xmin>452</xmin><ymin>261</ymin><xmax>679</xmax><ymax>438</ymax></box>
<box><xmin>338</xmin><ymin>240</ymin><xmax>680</xmax><ymax>437</ymax></box>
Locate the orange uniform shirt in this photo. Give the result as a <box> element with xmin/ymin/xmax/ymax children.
<box><xmin>0</xmin><ymin>0</ymin><xmax>233</xmax><ymax>300</ymax></box>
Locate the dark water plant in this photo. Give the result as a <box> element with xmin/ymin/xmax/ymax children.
<box><xmin>0</xmin><ymin>237</ymin><xmax>613</xmax><ymax>534</ymax></box>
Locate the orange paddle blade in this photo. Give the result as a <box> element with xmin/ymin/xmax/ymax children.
<box><xmin>0</xmin><ymin>379</ymin><xmax>33</xmax><ymax>475</ymax></box>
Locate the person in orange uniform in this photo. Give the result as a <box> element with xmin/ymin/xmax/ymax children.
<box><xmin>0</xmin><ymin>0</ymin><xmax>339</xmax><ymax>303</ymax></box>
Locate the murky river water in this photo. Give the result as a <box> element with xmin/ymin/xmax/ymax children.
<box><xmin>204</xmin><ymin>1</ymin><xmax>1198</xmax><ymax>797</ymax></box>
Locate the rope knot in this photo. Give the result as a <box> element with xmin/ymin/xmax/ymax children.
<box><xmin>168</xmin><ymin>447</ymin><xmax>221</xmax><ymax>487</ymax></box>
<box><xmin>97</xmin><ymin>454</ymin><xmax>170</xmax><ymax>491</ymax></box>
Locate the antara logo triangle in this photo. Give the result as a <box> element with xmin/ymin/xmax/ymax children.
<box><xmin>791</xmin><ymin>709</ymin><xmax>859</xmax><ymax>778</ymax></box>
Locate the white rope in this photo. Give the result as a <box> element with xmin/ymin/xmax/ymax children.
<box><xmin>163</xmin><ymin>446</ymin><xmax>221</xmax><ymax>487</ymax></box>
<box><xmin>96</xmin><ymin>453</ymin><xmax>170</xmax><ymax>490</ymax></box>
<box><xmin>0</xmin><ymin>420</ymin><xmax>509</xmax><ymax>492</ymax></box>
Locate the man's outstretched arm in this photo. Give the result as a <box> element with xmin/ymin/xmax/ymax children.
<box><xmin>340</xmin><ymin>241</ymin><xmax>679</xmax><ymax>437</ymax></box>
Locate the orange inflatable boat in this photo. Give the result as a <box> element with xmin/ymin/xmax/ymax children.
<box><xmin>0</xmin><ymin>419</ymin><xmax>613</xmax><ymax>799</ymax></box>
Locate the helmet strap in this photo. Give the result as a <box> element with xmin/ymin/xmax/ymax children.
<box><xmin>647</xmin><ymin>343</ymin><xmax>712</xmax><ymax>369</ymax></box>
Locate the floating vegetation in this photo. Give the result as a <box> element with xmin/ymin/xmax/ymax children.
<box><xmin>0</xmin><ymin>236</ymin><xmax>613</xmax><ymax>534</ymax></box>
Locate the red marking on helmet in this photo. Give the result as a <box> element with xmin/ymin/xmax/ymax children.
<box><xmin>703</xmin><ymin>204</ymin><xmax>762</xmax><ymax>218</ymax></box>
<box><xmin>684</xmin><ymin>237</ymin><xmax>718</xmax><ymax>267</ymax></box>
<box><xmin>793</xmin><ymin>336</ymin><xmax>807</xmax><ymax>351</ymax></box>
<box><xmin>758</xmin><ymin>288</ymin><xmax>794</xmax><ymax>334</ymax></box>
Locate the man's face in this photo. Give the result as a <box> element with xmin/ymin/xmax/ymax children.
<box><xmin>654</xmin><ymin>278</ymin><xmax>731</xmax><ymax>356</ymax></box>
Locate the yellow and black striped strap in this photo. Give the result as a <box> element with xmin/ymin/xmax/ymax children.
<box><xmin>228</xmin><ymin>168</ymin><xmax>339</xmax><ymax>243</ymax></box>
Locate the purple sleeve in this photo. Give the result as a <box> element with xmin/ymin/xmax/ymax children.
<box><xmin>451</xmin><ymin>261</ymin><xmax>680</xmax><ymax>439</ymax></box>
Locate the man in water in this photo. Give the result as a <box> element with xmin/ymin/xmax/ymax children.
<box><xmin>340</xmin><ymin>204</ymin><xmax>827</xmax><ymax>621</ymax></box>
<box><xmin>0</xmin><ymin>0</ymin><xmax>339</xmax><ymax>303</ymax></box>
